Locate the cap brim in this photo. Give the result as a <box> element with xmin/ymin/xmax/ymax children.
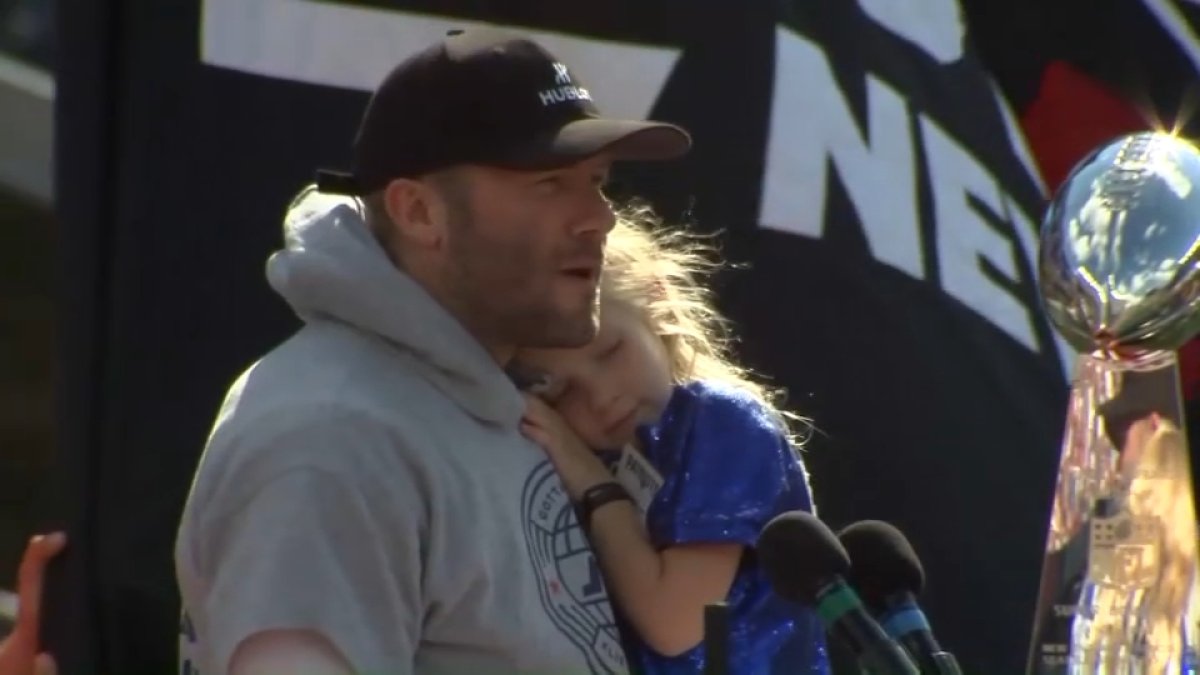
<box><xmin>497</xmin><ymin>118</ymin><xmax>691</xmax><ymax>169</ymax></box>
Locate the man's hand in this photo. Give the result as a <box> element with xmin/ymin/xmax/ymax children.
<box><xmin>0</xmin><ymin>532</ymin><xmax>66</xmax><ymax>675</ymax></box>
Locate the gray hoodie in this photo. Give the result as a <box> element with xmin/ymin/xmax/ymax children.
<box><xmin>175</xmin><ymin>187</ymin><xmax>627</xmax><ymax>675</ymax></box>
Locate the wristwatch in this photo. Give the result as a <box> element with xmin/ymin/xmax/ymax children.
<box><xmin>576</xmin><ymin>481</ymin><xmax>633</xmax><ymax>534</ymax></box>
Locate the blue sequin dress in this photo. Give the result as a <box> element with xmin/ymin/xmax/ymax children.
<box><xmin>603</xmin><ymin>380</ymin><xmax>830</xmax><ymax>675</ymax></box>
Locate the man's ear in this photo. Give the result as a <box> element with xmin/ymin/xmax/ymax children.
<box><xmin>383</xmin><ymin>177</ymin><xmax>448</xmax><ymax>248</ymax></box>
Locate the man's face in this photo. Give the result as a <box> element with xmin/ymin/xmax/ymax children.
<box><xmin>436</xmin><ymin>154</ymin><xmax>616</xmax><ymax>352</ymax></box>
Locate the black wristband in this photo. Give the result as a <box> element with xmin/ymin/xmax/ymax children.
<box><xmin>577</xmin><ymin>481</ymin><xmax>633</xmax><ymax>534</ymax></box>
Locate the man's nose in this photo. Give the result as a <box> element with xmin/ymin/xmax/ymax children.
<box><xmin>571</xmin><ymin>190</ymin><xmax>616</xmax><ymax>237</ymax></box>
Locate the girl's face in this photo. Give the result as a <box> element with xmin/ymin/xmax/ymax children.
<box><xmin>516</xmin><ymin>299</ymin><xmax>675</xmax><ymax>450</ymax></box>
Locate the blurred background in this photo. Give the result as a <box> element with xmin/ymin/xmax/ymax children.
<box><xmin>9</xmin><ymin>1</ymin><xmax>1200</xmax><ymax>673</ymax></box>
<box><xmin>0</xmin><ymin>0</ymin><xmax>53</xmax><ymax>634</ymax></box>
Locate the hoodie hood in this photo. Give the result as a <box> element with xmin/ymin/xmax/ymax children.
<box><xmin>265</xmin><ymin>185</ymin><xmax>523</xmax><ymax>426</ymax></box>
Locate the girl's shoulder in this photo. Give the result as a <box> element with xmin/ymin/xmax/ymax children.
<box><xmin>675</xmin><ymin>379</ymin><xmax>784</xmax><ymax>434</ymax></box>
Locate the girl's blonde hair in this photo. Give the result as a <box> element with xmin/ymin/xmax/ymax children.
<box><xmin>601</xmin><ymin>202</ymin><xmax>809</xmax><ymax>446</ymax></box>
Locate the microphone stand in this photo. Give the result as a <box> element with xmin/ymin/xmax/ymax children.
<box><xmin>930</xmin><ymin>651</ymin><xmax>963</xmax><ymax>675</ymax></box>
<box><xmin>703</xmin><ymin>603</ymin><xmax>730</xmax><ymax>675</ymax></box>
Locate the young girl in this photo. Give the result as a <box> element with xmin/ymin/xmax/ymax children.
<box><xmin>514</xmin><ymin>207</ymin><xmax>829</xmax><ymax>674</ymax></box>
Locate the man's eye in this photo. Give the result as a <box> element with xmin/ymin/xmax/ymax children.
<box><xmin>535</xmin><ymin>175</ymin><xmax>563</xmax><ymax>190</ymax></box>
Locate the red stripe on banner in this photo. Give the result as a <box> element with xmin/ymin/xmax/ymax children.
<box><xmin>1018</xmin><ymin>60</ymin><xmax>1147</xmax><ymax>193</ymax></box>
<box><xmin>1180</xmin><ymin>339</ymin><xmax>1200</xmax><ymax>401</ymax></box>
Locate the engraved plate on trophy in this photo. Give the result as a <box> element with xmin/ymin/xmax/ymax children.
<box><xmin>1027</xmin><ymin>131</ymin><xmax>1200</xmax><ymax>674</ymax></box>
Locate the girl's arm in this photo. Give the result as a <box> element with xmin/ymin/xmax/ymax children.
<box><xmin>522</xmin><ymin>396</ymin><xmax>742</xmax><ymax>656</ymax></box>
<box><xmin>588</xmin><ymin>501</ymin><xmax>742</xmax><ymax>655</ymax></box>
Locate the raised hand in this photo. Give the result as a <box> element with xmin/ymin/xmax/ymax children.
<box><xmin>0</xmin><ymin>533</ymin><xmax>66</xmax><ymax>675</ymax></box>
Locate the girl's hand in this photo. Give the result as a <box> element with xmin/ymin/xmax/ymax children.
<box><xmin>0</xmin><ymin>532</ymin><xmax>66</xmax><ymax>675</ymax></box>
<box><xmin>521</xmin><ymin>395</ymin><xmax>613</xmax><ymax>499</ymax></box>
<box><xmin>520</xmin><ymin>394</ymin><xmax>591</xmax><ymax>459</ymax></box>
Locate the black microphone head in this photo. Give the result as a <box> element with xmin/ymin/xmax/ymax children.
<box><xmin>756</xmin><ymin>511</ymin><xmax>851</xmax><ymax>604</ymax></box>
<box><xmin>838</xmin><ymin>520</ymin><xmax>925</xmax><ymax>610</ymax></box>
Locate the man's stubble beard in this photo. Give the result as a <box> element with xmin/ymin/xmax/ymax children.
<box><xmin>453</xmin><ymin>262</ymin><xmax>600</xmax><ymax>351</ymax></box>
<box><xmin>441</xmin><ymin>203</ymin><xmax>600</xmax><ymax>353</ymax></box>
<box><xmin>516</xmin><ymin>289</ymin><xmax>600</xmax><ymax>349</ymax></box>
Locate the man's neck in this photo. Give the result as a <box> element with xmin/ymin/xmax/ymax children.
<box><xmin>430</xmin><ymin>291</ymin><xmax>515</xmax><ymax>366</ymax></box>
<box><xmin>484</xmin><ymin>342</ymin><xmax>517</xmax><ymax>367</ymax></box>
<box><xmin>391</xmin><ymin>253</ymin><xmax>515</xmax><ymax>367</ymax></box>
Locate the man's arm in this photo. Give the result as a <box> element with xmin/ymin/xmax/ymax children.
<box><xmin>184</xmin><ymin>415</ymin><xmax>426</xmax><ymax>675</ymax></box>
<box><xmin>230</xmin><ymin>630</ymin><xmax>353</xmax><ymax>675</ymax></box>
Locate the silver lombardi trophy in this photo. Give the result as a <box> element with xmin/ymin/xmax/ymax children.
<box><xmin>1028</xmin><ymin>131</ymin><xmax>1200</xmax><ymax>674</ymax></box>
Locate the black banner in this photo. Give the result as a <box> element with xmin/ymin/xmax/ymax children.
<box><xmin>56</xmin><ymin>1</ymin><xmax>1200</xmax><ymax>673</ymax></box>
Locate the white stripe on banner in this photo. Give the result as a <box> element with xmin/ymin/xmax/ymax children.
<box><xmin>1140</xmin><ymin>0</ymin><xmax>1200</xmax><ymax>88</ymax></box>
<box><xmin>200</xmin><ymin>0</ymin><xmax>681</xmax><ymax>120</ymax></box>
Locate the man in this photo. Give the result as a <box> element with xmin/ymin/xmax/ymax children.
<box><xmin>173</xmin><ymin>27</ymin><xmax>690</xmax><ymax>675</ymax></box>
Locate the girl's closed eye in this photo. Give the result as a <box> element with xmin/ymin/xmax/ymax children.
<box><xmin>541</xmin><ymin>377</ymin><xmax>570</xmax><ymax>404</ymax></box>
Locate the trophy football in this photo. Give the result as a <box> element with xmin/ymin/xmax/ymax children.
<box><xmin>1027</xmin><ymin>131</ymin><xmax>1200</xmax><ymax>674</ymax></box>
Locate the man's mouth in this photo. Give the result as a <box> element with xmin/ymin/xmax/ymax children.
<box><xmin>560</xmin><ymin>264</ymin><xmax>599</xmax><ymax>282</ymax></box>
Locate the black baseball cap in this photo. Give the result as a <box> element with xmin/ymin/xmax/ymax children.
<box><xmin>317</xmin><ymin>27</ymin><xmax>692</xmax><ymax>196</ymax></box>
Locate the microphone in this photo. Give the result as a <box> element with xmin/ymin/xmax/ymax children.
<box><xmin>757</xmin><ymin>512</ymin><xmax>919</xmax><ymax>675</ymax></box>
<box><xmin>838</xmin><ymin>521</ymin><xmax>963</xmax><ymax>675</ymax></box>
